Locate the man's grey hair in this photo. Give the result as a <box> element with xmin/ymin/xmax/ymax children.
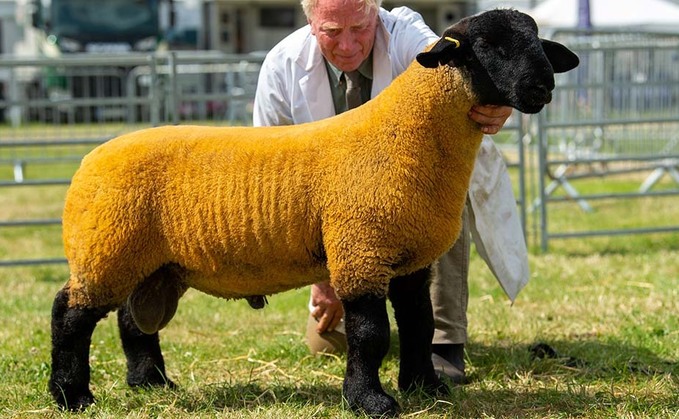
<box><xmin>301</xmin><ymin>0</ymin><xmax>382</xmax><ymax>20</ymax></box>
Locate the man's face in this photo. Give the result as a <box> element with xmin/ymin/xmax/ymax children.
<box><xmin>309</xmin><ymin>0</ymin><xmax>378</xmax><ymax>72</ymax></box>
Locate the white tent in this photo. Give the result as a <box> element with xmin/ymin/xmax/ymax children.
<box><xmin>527</xmin><ymin>0</ymin><xmax>679</xmax><ymax>29</ymax></box>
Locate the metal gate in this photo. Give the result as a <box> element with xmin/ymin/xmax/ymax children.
<box><xmin>532</xmin><ymin>29</ymin><xmax>679</xmax><ymax>251</ymax></box>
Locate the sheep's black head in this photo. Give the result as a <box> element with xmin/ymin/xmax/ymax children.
<box><xmin>416</xmin><ymin>9</ymin><xmax>579</xmax><ymax>114</ymax></box>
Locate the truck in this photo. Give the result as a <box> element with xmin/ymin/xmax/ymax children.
<box><xmin>30</xmin><ymin>0</ymin><xmax>174</xmax><ymax>56</ymax></box>
<box><xmin>27</xmin><ymin>0</ymin><xmax>176</xmax><ymax>121</ymax></box>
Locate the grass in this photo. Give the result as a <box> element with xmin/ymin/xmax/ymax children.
<box><xmin>1</xmin><ymin>250</ymin><xmax>677</xmax><ymax>418</ymax></box>
<box><xmin>0</xmin><ymin>125</ymin><xmax>678</xmax><ymax>417</ymax></box>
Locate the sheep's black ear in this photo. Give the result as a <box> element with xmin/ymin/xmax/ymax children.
<box><xmin>541</xmin><ymin>39</ymin><xmax>580</xmax><ymax>73</ymax></box>
<box><xmin>416</xmin><ymin>36</ymin><xmax>463</xmax><ymax>68</ymax></box>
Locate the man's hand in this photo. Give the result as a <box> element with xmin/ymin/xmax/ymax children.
<box><xmin>310</xmin><ymin>281</ymin><xmax>344</xmax><ymax>333</ymax></box>
<box><xmin>468</xmin><ymin>105</ymin><xmax>513</xmax><ymax>135</ymax></box>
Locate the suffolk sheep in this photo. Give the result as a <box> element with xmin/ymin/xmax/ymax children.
<box><xmin>49</xmin><ymin>9</ymin><xmax>578</xmax><ymax>417</ymax></box>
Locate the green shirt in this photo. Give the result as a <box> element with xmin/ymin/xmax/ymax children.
<box><xmin>324</xmin><ymin>53</ymin><xmax>374</xmax><ymax>114</ymax></box>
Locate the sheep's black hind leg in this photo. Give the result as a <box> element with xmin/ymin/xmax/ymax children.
<box><xmin>388</xmin><ymin>267</ymin><xmax>448</xmax><ymax>396</ymax></box>
<box><xmin>342</xmin><ymin>294</ymin><xmax>400</xmax><ymax>417</ymax></box>
<box><xmin>117</xmin><ymin>303</ymin><xmax>175</xmax><ymax>388</ymax></box>
<box><xmin>49</xmin><ymin>288</ymin><xmax>112</xmax><ymax>411</ymax></box>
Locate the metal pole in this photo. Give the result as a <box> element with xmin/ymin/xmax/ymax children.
<box><xmin>150</xmin><ymin>54</ymin><xmax>160</xmax><ymax>126</ymax></box>
<box><xmin>538</xmin><ymin>110</ymin><xmax>549</xmax><ymax>252</ymax></box>
<box><xmin>169</xmin><ymin>52</ymin><xmax>179</xmax><ymax>125</ymax></box>
<box><xmin>518</xmin><ymin>114</ymin><xmax>528</xmax><ymax>244</ymax></box>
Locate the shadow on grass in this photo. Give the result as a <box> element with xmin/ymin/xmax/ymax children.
<box><xmin>150</xmin><ymin>337</ymin><xmax>677</xmax><ymax>417</ymax></box>
<box><xmin>467</xmin><ymin>338</ymin><xmax>677</xmax><ymax>380</ymax></box>
<box><xmin>446</xmin><ymin>385</ymin><xmax>679</xmax><ymax>418</ymax></box>
<box><xmin>175</xmin><ymin>381</ymin><xmax>347</xmax><ymax>411</ymax></box>
<box><xmin>455</xmin><ymin>338</ymin><xmax>678</xmax><ymax>416</ymax></box>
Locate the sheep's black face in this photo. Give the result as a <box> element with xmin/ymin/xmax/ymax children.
<box><xmin>416</xmin><ymin>9</ymin><xmax>579</xmax><ymax>114</ymax></box>
<box><xmin>465</xmin><ymin>10</ymin><xmax>577</xmax><ymax>113</ymax></box>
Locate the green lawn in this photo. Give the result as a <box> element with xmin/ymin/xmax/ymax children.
<box><xmin>1</xmin><ymin>248</ymin><xmax>677</xmax><ymax>418</ymax></box>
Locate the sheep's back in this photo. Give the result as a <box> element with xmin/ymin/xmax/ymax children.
<box><xmin>63</xmin><ymin>125</ymin><xmax>333</xmax><ymax>304</ymax></box>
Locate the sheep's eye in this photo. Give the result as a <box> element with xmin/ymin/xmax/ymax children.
<box><xmin>477</xmin><ymin>38</ymin><xmax>498</xmax><ymax>52</ymax></box>
<box><xmin>476</xmin><ymin>38</ymin><xmax>508</xmax><ymax>59</ymax></box>
<box><xmin>476</xmin><ymin>39</ymin><xmax>490</xmax><ymax>49</ymax></box>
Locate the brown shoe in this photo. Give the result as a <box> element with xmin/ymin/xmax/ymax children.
<box><xmin>305</xmin><ymin>312</ymin><xmax>347</xmax><ymax>355</ymax></box>
<box><xmin>431</xmin><ymin>353</ymin><xmax>468</xmax><ymax>384</ymax></box>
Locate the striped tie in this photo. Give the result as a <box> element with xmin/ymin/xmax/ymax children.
<box><xmin>344</xmin><ymin>70</ymin><xmax>362</xmax><ymax>110</ymax></box>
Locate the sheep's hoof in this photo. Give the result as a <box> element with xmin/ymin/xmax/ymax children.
<box><xmin>399</xmin><ymin>373</ymin><xmax>450</xmax><ymax>397</ymax></box>
<box><xmin>346</xmin><ymin>390</ymin><xmax>400</xmax><ymax>417</ymax></box>
<box><xmin>426</xmin><ymin>377</ymin><xmax>450</xmax><ymax>396</ymax></box>
<box><xmin>51</xmin><ymin>386</ymin><xmax>95</xmax><ymax>412</ymax></box>
<box><xmin>66</xmin><ymin>394</ymin><xmax>95</xmax><ymax>412</ymax></box>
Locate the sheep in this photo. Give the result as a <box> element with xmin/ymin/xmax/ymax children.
<box><xmin>48</xmin><ymin>8</ymin><xmax>578</xmax><ymax>417</ymax></box>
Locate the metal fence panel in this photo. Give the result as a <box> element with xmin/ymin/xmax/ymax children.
<box><xmin>533</xmin><ymin>30</ymin><xmax>679</xmax><ymax>250</ymax></box>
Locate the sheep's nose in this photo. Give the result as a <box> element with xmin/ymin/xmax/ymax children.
<box><xmin>532</xmin><ymin>82</ymin><xmax>553</xmax><ymax>94</ymax></box>
<box><xmin>531</xmin><ymin>62</ymin><xmax>556</xmax><ymax>91</ymax></box>
<box><xmin>529</xmin><ymin>74</ymin><xmax>555</xmax><ymax>95</ymax></box>
<box><xmin>543</xmin><ymin>76</ymin><xmax>555</xmax><ymax>91</ymax></box>
<box><xmin>525</xmin><ymin>84</ymin><xmax>553</xmax><ymax>105</ymax></box>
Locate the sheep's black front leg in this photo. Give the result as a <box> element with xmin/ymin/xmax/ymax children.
<box><xmin>342</xmin><ymin>294</ymin><xmax>400</xmax><ymax>417</ymax></box>
<box><xmin>49</xmin><ymin>288</ymin><xmax>111</xmax><ymax>411</ymax></box>
<box><xmin>117</xmin><ymin>303</ymin><xmax>175</xmax><ymax>388</ymax></box>
<box><xmin>388</xmin><ymin>267</ymin><xmax>448</xmax><ymax>395</ymax></box>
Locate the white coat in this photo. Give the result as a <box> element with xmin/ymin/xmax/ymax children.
<box><xmin>253</xmin><ymin>7</ymin><xmax>529</xmax><ymax>301</ymax></box>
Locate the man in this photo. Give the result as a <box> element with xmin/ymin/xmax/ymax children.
<box><xmin>252</xmin><ymin>0</ymin><xmax>529</xmax><ymax>384</ymax></box>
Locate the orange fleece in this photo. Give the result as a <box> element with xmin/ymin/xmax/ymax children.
<box><xmin>62</xmin><ymin>59</ymin><xmax>483</xmax><ymax>309</ymax></box>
